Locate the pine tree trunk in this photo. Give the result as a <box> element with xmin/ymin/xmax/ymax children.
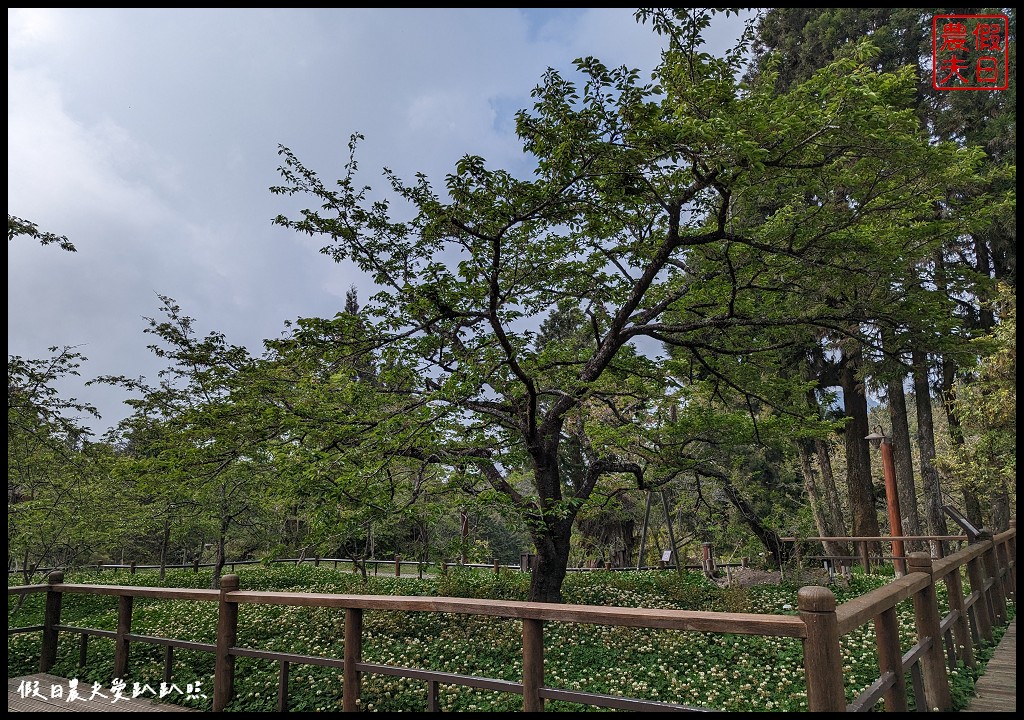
<box><xmin>797</xmin><ymin>440</ymin><xmax>846</xmax><ymax>559</ymax></box>
<box><xmin>912</xmin><ymin>349</ymin><xmax>947</xmax><ymax>555</ymax></box>
<box><xmin>886</xmin><ymin>372</ymin><xmax>923</xmax><ymax>549</ymax></box>
<box><xmin>840</xmin><ymin>348</ymin><xmax>881</xmax><ymax>548</ymax></box>
<box><xmin>159</xmin><ymin>519</ymin><xmax>170</xmax><ymax>581</ymax></box>
<box><xmin>941</xmin><ymin>356</ymin><xmax>985</xmax><ymax>527</ymax></box>
<box><xmin>815</xmin><ymin>438</ymin><xmax>847</xmax><ymax>542</ymax></box>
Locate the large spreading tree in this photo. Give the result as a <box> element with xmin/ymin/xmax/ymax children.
<box><xmin>271</xmin><ymin>10</ymin><xmax>979</xmax><ymax>602</ymax></box>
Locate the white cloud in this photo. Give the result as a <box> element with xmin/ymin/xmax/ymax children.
<box><xmin>7</xmin><ymin>7</ymin><xmax>66</xmax><ymax>56</ymax></box>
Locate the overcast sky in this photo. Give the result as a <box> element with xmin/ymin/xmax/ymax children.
<box><xmin>8</xmin><ymin>8</ymin><xmax>752</xmax><ymax>435</ymax></box>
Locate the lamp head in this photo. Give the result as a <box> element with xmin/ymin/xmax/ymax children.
<box><xmin>864</xmin><ymin>426</ymin><xmax>888</xmax><ymax>450</ymax></box>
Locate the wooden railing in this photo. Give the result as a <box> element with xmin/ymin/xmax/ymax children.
<box><xmin>10</xmin><ymin>554</ymin><xmax>750</xmax><ymax>579</ymax></box>
<box><xmin>7</xmin><ymin>520</ymin><xmax>1015</xmax><ymax>712</ymax></box>
<box><xmin>780</xmin><ymin>534</ymin><xmax>971</xmax><ymax>576</ymax></box>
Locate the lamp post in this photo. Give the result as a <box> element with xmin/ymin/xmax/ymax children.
<box><xmin>865</xmin><ymin>427</ymin><xmax>907</xmax><ymax>576</ymax></box>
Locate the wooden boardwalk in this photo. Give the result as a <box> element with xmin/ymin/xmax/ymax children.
<box><xmin>961</xmin><ymin>616</ymin><xmax>1016</xmax><ymax>712</ymax></box>
<box><xmin>8</xmin><ymin>674</ymin><xmax>199</xmax><ymax>712</ymax></box>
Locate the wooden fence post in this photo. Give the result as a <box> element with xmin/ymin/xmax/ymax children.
<box><xmin>163</xmin><ymin>646</ymin><xmax>174</xmax><ymax>686</ymax></box>
<box><xmin>343</xmin><ymin>608</ymin><xmax>363</xmax><ymax>712</ymax></box>
<box><xmin>213</xmin><ymin>573</ymin><xmax>239</xmax><ymax>712</ymax></box>
<box><xmin>798</xmin><ymin>586</ymin><xmax>845</xmax><ymax>711</ymax></box>
<box><xmin>979</xmin><ymin>532</ymin><xmax>1007</xmax><ymax>626</ymax></box>
<box><xmin>277</xmin><ymin>660</ymin><xmax>290</xmax><ymax>712</ymax></box>
<box><xmin>701</xmin><ymin>542</ymin><xmax>715</xmax><ymax>575</ymax></box>
<box><xmin>965</xmin><ymin>549</ymin><xmax>994</xmax><ymax>643</ymax></box>
<box><xmin>113</xmin><ymin>594</ymin><xmax>133</xmax><ymax>678</ymax></box>
<box><xmin>522</xmin><ymin>618</ymin><xmax>544</xmax><ymax>712</ymax></box>
<box><xmin>40</xmin><ymin>570</ymin><xmax>64</xmax><ymax>672</ymax></box>
<box><xmin>941</xmin><ymin>564</ymin><xmax>975</xmax><ymax>669</ymax></box>
<box><xmin>79</xmin><ymin>634</ymin><xmax>89</xmax><ymax>669</ymax></box>
<box><xmin>906</xmin><ymin>553</ymin><xmax>952</xmax><ymax>711</ymax></box>
<box><xmin>395</xmin><ymin>554</ymin><xmax>401</xmax><ymax>577</ymax></box>
<box><xmin>874</xmin><ymin>605</ymin><xmax>908</xmax><ymax>711</ymax></box>
<box><xmin>1004</xmin><ymin>516</ymin><xmax>1017</xmax><ymax>603</ymax></box>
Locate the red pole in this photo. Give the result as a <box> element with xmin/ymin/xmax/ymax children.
<box><xmin>879</xmin><ymin>438</ymin><xmax>906</xmax><ymax>576</ymax></box>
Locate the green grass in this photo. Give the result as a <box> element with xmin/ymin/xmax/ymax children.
<box><xmin>7</xmin><ymin>565</ymin><xmax>1012</xmax><ymax>712</ymax></box>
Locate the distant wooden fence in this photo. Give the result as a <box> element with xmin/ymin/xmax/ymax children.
<box><xmin>9</xmin><ymin>553</ymin><xmax>750</xmax><ymax>581</ymax></box>
<box><xmin>7</xmin><ymin>520</ymin><xmax>1015</xmax><ymax>712</ymax></box>
<box><xmin>779</xmin><ymin>534</ymin><xmax>972</xmax><ymax>576</ymax></box>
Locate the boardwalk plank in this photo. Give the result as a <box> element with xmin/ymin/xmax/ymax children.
<box><xmin>8</xmin><ymin>674</ymin><xmax>199</xmax><ymax>712</ymax></box>
<box><xmin>961</xmin><ymin>617</ymin><xmax>1016</xmax><ymax>713</ymax></box>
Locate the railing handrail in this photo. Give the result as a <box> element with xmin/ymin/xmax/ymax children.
<box><xmin>781</xmin><ymin>535</ymin><xmax>969</xmax><ymax>542</ymax></box>
<box><xmin>13</xmin><ymin>581</ymin><xmax>809</xmax><ymax>636</ymax></box>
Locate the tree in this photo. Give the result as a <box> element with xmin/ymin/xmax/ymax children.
<box><xmin>8</xmin><ymin>214</ymin><xmax>76</xmax><ymax>252</ymax></box>
<box><xmin>255</xmin><ymin>300</ymin><xmax>450</xmax><ymax>577</ymax></box>
<box><xmin>271</xmin><ymin>10</ymin><xmax>978</xmax><ymax>602</ymax></box>
<box><xmin>7</xmin><ymin>347</ymin><xmax>118</xmax><ymax>582</ymax></box>
<box><xmin>7</xmin><ymin>219</ymin><xmax>129</xmax><ymax>579</ymax></box>
<box><xmin>101</xmin><ymin>410</ymin><xmax>212</xmax><ymax>578</ymax></box>
<box><xmin>746</xmin><ymin>7</ymin><xmax>1016</xmax><ymax>538</ymax></box>
<box><xmin>936</xmin><ymin>284</ymin><xmax>1016</xmax><ymax>530</ymax></box>
<box><xmin>96</xmin><ymin>296</ymin><xmax>277</xmax><ymax>588</ymax></box>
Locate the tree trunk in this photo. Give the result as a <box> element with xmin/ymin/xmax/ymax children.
<box><xmin>158</xmin><ymin>519</ymin><xmax>171</xmax><ymax>581</ymax></box>
<box><xmin>886</xmin><ymin>371</ymin><xmax>923</xmax><ymax>549</ymax></box>
<box><xmin>797</xmin><ymin>440</ymin><xmax>846</xmax><ymax>559</ymax></box>
<box><xmin>213</xmin><ymin>532</ymin><xmax>227</xmax><ymax>590</ymax></box>
<box><xmin>801</xmin><ymin>387</ymin><xmax>849</xmax><ymax>559</ymax></box>
<box><xmin>526</xmin><ymin>447</ymin><xmax>574</xmax><ymax>603</ymax></box>
<box><xmin>941</xmin><ymin>356</ymin><xmax>984</xmax><ymax>527</ymax></box>
<box><xmin>719</xmin><ymin>475</ymin><xmax>792</xmax><ymax>568</ymax></box>
<box><xmin>460</xmin><ymin>509</ymin><xmax>469</xmax><ymax>565</ymax></box>
<box><xmin>815</xmin><ymin>438</ymin><xmax>847</xmax><ymax>542</ymax></box>
<box><xmin>973</xmin><ymin>234</ymin><xmax>996</xmax><ymax>330</ymax></box>
<box><xmin>990</xmin><ymin>481</ymin><xmax>1011</xmax><ymax>531</ymax></box>
<box><xmin>21</xmin><ymin>547</ymin><xmax>31</xmax><ymax>587</ymax></box>
<box><xmin>212</xmin><ymin>484</ymin><xmax>228</xmax><ymax>589</ymax></box>
<box><xmin>912</xmin><ymin>348</ymin><xmax>947</xmax><ymax>554</ymax></box>
<box><xmin>840</xmin><ymin>348</ymin><xmax>881</xmax><ymax>548</ymax></box>
<box><xmin>528</xmin><ymin>517</ymin><xmax>573</xmax><ymax>603</ymax></box>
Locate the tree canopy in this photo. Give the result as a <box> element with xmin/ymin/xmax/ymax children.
<box><xmin>270</xmin><ymin>9</ymin><xmax>982</xmax><ymax>601</ymax></box>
